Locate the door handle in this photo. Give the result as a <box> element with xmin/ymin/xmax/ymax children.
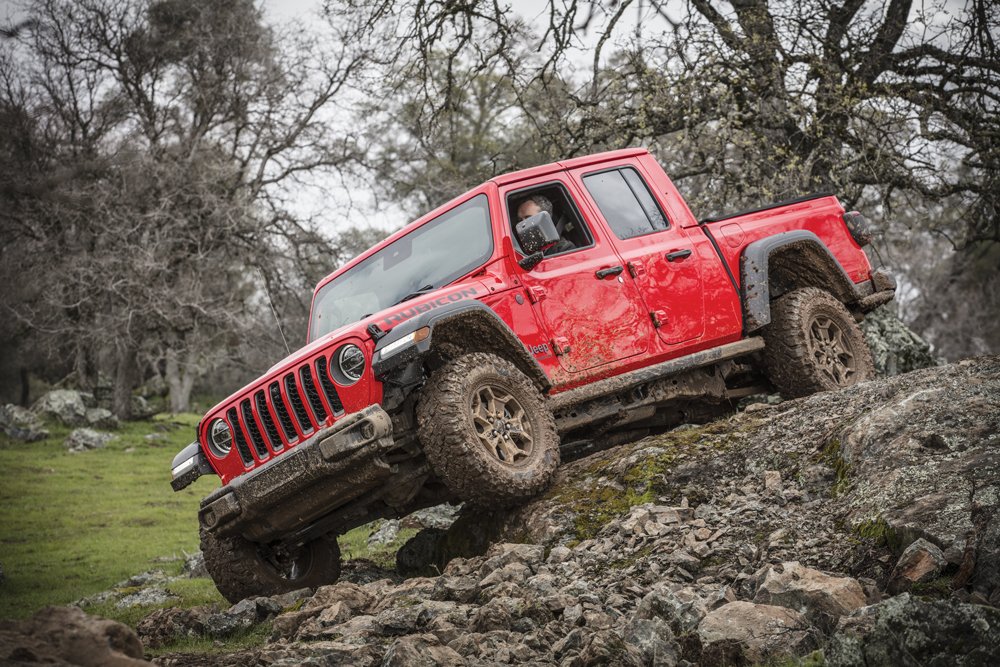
<box><xmin>595</xmin><ymin>265</ymin><xmax>625</xmax><ymax>279</ymax></box>
<box><xmin>665</xmin><ymin>249</ymin><xmax>692</xmax><ymax>262</ymax></box>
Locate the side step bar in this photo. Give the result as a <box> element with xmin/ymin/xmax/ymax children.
<box><xmin>548</xmin><ymin>338</ymin><xmax>765</xmax><ymax>411</ymax></box>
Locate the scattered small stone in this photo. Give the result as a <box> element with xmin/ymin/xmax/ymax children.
<box><xmin>115</xmin><ymin>587</ymin><xmax>177</xmax><ymax>609</ymax></box>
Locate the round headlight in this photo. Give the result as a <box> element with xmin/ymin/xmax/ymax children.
<box><xmin>208</xmin><ymin>419</ymin><xmax>233</xmax><ymax>457</ymax></box>
<box><xmin>337</xmin><ymin>344</ymin><xmax>366</xmax><ymax>384</ymax></box>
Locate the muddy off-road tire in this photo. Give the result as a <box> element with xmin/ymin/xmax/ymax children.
<box><xmin>416</xmin><ymin>352</ymin><xmax>559</xmax><ymax>508</ymax></box>
<box><xmin>200</xmin><ymin>527</ymin><xmax>341</xmax><ymax>603</ymax></box>
<box><xmin>762</xmin><ymin>286</ymin><xmax>875</xmax><ymax>398</ymax></box>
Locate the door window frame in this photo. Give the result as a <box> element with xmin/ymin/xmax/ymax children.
<box><xmin>505</xmin><ymin>180</ymin><xmax>596</xmax><ymax>259</ymax></box>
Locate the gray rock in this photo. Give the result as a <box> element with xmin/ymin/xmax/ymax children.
<box><xmin>624</xmin><ymin>616</ymin><xmax>681</xmax><ymax>666</ymax></box>
<box><xmin>203</xmin><ymin>597</ymin><xmax>282</xmax><ymax>638</ymax></box>
<box><xmin>752</xmin><ymin>561</ymin><xmax>866</xmax><ymax>628</ymax></box>
<box><xmin>381</xmin><ymin>633</ymin><xmax>465</xmax><ymax>666</ymax></box>
<box><xmin>404</xmin><ymin>503</ymin><xmax>463</xmax><ymax>531</ymax></box>
<box><xmin>0</xmin><ymin>403</ymin><xmax>49</xmax><ymax>441</ymax></box>
<box><xmin>827</xmin><ymin>593</ymin><xmax>1000</xmax><ymax>666</ymax></box>
<box><xmin>0</xmin><ymin>605</ymin><xmax>151</xmax><ymax>666</ymax></box>
<box><xmin>64</xmin><ymin>427</ymin><xmax>117</xmax><ymax>452</ymax></box>
<box><xmin>861</xmin><ymin>305</ymin><xmax>937</xmax><ymax>376</ymax></box>
<box><xmin>698</xmin><ymin>601</ymin><xmax>817</xmax><ymax>663</ymax></box>
<box><xmin>135</xmin><ymin>606</ymin><xmax>207</xmax><ymax>648</ymax></box>
<box><xmin>33</xmin><ymin>389</ymin><xmax>90</xmax><ymax>425</ymax></box>
<box><xmin>85</xmin><ymin>407</ymin><xmax>118</xmax><ymax>430</ymax></box>
<box><xmin>888</xmin><ymin>537</ymin><xmax>947</xmax><ymax>593</ymax></box>
<box><xmin>636</xmin><ymin>585</ymin><xmax>713</xmax><ymax>634</ymax></box>
<box><xmin>368</xmin><ymin>519</ymin><xmax>401</xmax><ymax>546</ymax></box>
<box><xmin>183</xmin><ymin>551</ymin><xmax>208</xmax><ymax>578</ymax></box>
<box><xmin>114</xmin><ymin>587</ymin><xmax>177</xmax><ymax>609</ymax></box>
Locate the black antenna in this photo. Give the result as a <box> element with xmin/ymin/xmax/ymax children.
<box><xmin>258</xmin><ymin>268</ymin><xmax>291</xmax><ymax>356</ymax></box>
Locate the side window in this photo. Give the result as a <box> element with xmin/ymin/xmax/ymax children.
<box><xmin>582</xmin><ymin>167</ymin><xmax>670</xmax><ymax>240</ymax></box>
<box><xmin>507</xmin><ymin>183</ymin><xmax>593</xmax><ymax>256</ymax></box>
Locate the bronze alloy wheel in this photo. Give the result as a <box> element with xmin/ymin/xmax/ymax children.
<box><xmin>417</xmin><ymin>352</ymin><xmax>560</xmax><ymax>507</ymax></box>
<box><xmin>806</xmin><ymin>314</ymin><xmax>859</xmax><ymax>386</ymax></box>
<box><xmin>762</xmin><ymin>286</ymin><xmax>875</xmax><ymax>398</ymax></box>
<box><xmin>470</xmin><ymin>382</ymin><xmax>535</xmax><ymax>466</ymax></box>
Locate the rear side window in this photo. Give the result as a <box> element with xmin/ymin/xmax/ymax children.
<box><xmin>583</xmin><ymin>167</ymin><xmax>670</xmax><ymax>240</ymax></box>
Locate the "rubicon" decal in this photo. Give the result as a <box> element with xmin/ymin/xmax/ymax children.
<box><xmin>382</xmin><ymin>288</ymin><xmax>479</xmax><ymax>328</ymax></box>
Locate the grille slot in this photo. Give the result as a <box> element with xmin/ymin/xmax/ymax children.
<box><xmin>284</xmin><ymin>373</ymin><xmax>314</xmax><ymax>434</ymax></box>
<box><xmin>315</xmin><ymin>357</ymin><xmax>345</xmax><ymax>415</ymax></box>
<box><xmin>255</xmin><ymin>390</ymin><xmax>282</xmax><ymax>452</ymax></box>
<box><xmin>299</xmin><ymin>365</ymin><xmax>328</xmax><ymax>423</ymax></box>
<box><xmin>269</xmin><ymin>382</ymin><xmax>297</xmax><ymax>442</ymax></box>
<box><xmin>226</xmin><ymin>407</ymin><xmax>254</xmax><ymax>466</ymax></box>
<box><xmin>240</xmin><ymin>399</ymin><xmax>269</xmax><ymax>460</ymax></box>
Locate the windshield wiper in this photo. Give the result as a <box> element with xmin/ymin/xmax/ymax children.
<box><xmin>393</xmin><ymin>284</ymin><xmax>436</xmax><ymax>306</ymax></box>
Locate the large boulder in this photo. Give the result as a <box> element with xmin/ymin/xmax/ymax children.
<box><xmin>752</xmin><ymin>561</ymin><xmax>867</xmax><ymax>627</ymax></box>
<box><xmin>827</xmin><ymin>593</ymin><xmax>1000</xmax><ymax>666</ymax></box>
<box><xmin>861</xmin><ymin>304</ymin><xmax>936</xmax><ymax>376</ymax></box>
<box><xmin>0</xmin><ymin>403</ymin><xmax>49</xmax><ymax>441</ymax></box>
<box><xmin>32</xmin><ymin>389</ymin><xmax>91</xmax><ymax>425</ymax></box>
<box><xmin>697</xmin><ymin>601</ymin><xmax>817</xmax><ymax>663</ymax></box>
<box><xmin>832</xmin><ymin>358</ymin><xmax>1000</xmax><ymax>603</ymax></box>
<box><xmin>0</xmin><ymin>605</ymin><xmax>152</xmax><ymax>666</ymax></box>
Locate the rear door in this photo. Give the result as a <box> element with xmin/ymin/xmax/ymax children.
<box><xmin>501</xmin><ymin>176</ymin><xmax>653</xmax><ymax>374</ymax></box>
<box><xmin>572</xmin><ymin>162</ymin><xmax>706</xmax><ymax>347</ymax></box>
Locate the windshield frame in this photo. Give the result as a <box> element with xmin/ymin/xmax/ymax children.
<box><xmin>307</xmin><ymin>188</ymin><xmax>498</xmax><ymax>342</ymax></box>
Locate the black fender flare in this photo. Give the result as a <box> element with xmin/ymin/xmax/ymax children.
<box><xmin>372</xmin><ymin>300</ymin><xmax>550</xmax><ymax>393</ymax></box>
<box><xmin>740</xmin><ymin>230</ymin><xmax>864</xmax><ymax>332</ymax></box>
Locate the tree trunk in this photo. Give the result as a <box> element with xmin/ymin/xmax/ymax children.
<box><xmin>74</xmin><ymin>341</ymin><xmax>97</xmax><ymax>393</ymax></box>
<box><xmin>19</xmin><ymin>367</ymin><xmax>30</xmax><ymax>407</ymax></box>
<box><xmin>112</xmin><ymin>343</ymin><xmax>138</xmax><ymax>420</ymax></box>
<box><xmin>165</xmin><ymin>347</ymin><xmax>197</xmax><ymax>414</ymax></box>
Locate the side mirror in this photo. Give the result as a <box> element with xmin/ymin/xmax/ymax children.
<box><xmin>518</xmin><ymin>252</ymin><xmax>544</xmax><ymax>271</ymax></box>
<box><xmin>515</xmin><ymin>211</ymin><xmax>559</xmax><ymax>255</ymax></box>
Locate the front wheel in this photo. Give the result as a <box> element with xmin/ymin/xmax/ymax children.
<box><xmin>761</xmin><ymin>287</ymin><xmax>875</xmax><ymax>398</ymax></box>
<box><xmin>416</xmin><ymin>352</ymin><xmax>560</xmax><ymax>508</ymax></box>
<box><xmin>200</xmin><ymin>527</ymin><xmax>341</xmax><ymax>603</ymax></box>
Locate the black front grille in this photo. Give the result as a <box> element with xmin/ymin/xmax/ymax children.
<box><xmin>240</xmin><ymin>399</ymin><xmax>269</xmax><ymax>460</ymax></box>
<box><xmin>284</xmin><ymin>373</ymin><xmax>314</xmax><ymax>434</ymax></box>
<box><xmin>226</xmin><ymin>407</ymin><xmax>254</xmax><ymax>466</ymax></box>
<box><xmin>269</xmin><ymin>382</ymin><xmax>297</xmax><ymax>442</ymax></box>
<box><xmin>315</xmin><ymin>356</ymin><xmax>344</xmax><ymax>414</ymax></box>
<box><xmin>255</xmin><ymin>390</ymin><xmax>283</xmax><ymax>452</ymax></box>
<box><xmin>222</xmin><ymin>358</ymin><xmax>345</xmax><ymax>467</ymax></box>
<box><xmin>299</xmin><ymin>365</ymin><xmax>328</xmax><ymax>422</ymax></box>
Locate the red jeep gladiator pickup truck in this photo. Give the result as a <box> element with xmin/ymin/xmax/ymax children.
<box><xmin>170</xmin><ymin>148</ymin><xmax>894</xmax><ymax>602</ymax></box>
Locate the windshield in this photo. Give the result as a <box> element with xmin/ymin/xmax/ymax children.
<box><xmin>309</xmin><ymin>194</ymin><xmax>493</xmax><ymax>341</ymax></box>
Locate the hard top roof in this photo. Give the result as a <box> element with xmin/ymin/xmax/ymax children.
<box><xmin>490</xmin><ymin>147</ymin><xmax>650</xmax><ymax>186</ymax></box>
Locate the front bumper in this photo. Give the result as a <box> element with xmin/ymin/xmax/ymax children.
<box><xmin>196</xmin><ymin>405</ymin><xmax>396</xmax><ymax>543</ymax></box>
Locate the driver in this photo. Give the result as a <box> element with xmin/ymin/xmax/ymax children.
<box><xmin>516</xmin><ymin>194</ymin><xmax>575</xmax><ymax>255</ymax></box>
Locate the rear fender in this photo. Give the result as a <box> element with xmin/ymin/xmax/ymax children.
<box><xmin>741</xmin><ymin>230</ymin><xmax>860</xmax><ymax>332</ymax></box>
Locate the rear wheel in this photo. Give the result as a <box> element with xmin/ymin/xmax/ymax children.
<box><xmin>200</xmin><ymin>527</ymin><xmax>341</xmax><ymax>603</ymax></box>
<box><xmin>416</xmin><ymin>352</ymin><xmax>559</xmax><ymax>508</ymax></box>
<box><xmin>762</xmin><ymin>287</ymin><xmax>875</xmax><ymax>398</ymax></box>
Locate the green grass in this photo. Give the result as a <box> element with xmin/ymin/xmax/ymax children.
<box><xmin>0</xmin><ymin>413</ymin><xmax>419</xmax><ymax>631</ymax></box>
<box><xmin>0</xmin><ymin>414</ymin><xmax>218</xmax><ymax>620</ymax></box>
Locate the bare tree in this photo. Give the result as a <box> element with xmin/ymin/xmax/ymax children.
<box><xmin>0</xmin><ymin>0</ymin><xmax>368</xmax><ymax>415</ymax></box>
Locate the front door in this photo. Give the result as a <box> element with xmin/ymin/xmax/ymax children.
<box><xmin>504</xmin><ymin>179</ymin><xmax>652</xmax><ymax>375</ymax></box>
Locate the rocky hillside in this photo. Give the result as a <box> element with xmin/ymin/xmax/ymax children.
<box><xmin>3</xmin><ymin>356</ymin><xmax>998</xmax><ymax>666</ymax></box>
